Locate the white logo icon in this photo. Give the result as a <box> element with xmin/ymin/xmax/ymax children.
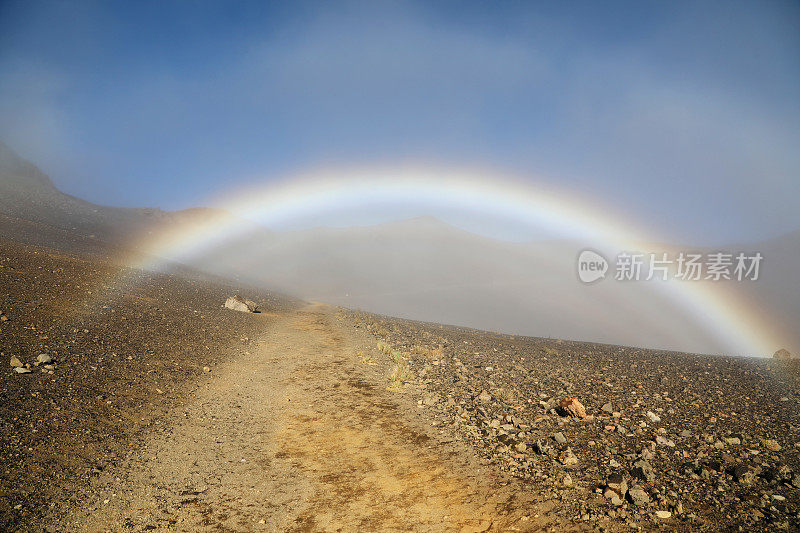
<box><xmin>577</xmin><ymin>250</ymin><xmax>608</xmax><ymax>283</ymax></box>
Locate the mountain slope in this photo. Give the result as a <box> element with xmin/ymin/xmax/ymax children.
<box><xmin>0</xmin><ymin>141</ymin><xmax>268</xmax><ymax>251</ymax></box>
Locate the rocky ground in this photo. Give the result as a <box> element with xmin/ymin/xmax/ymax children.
<box><xmin>344</xmin><ymin>310</ymin><xmax>800</xmax><ymax>531</ymax></box>
<box><xmin>1</xmin><ymin>231</ymin><xmax>799</xmax><ymax>532</ymax></box>
<box><xmin>0</xmin><ymin>236</ymin><xmax>300</xmax><ymax>530</ymax></box>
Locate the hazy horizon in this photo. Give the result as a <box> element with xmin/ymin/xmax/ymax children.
<box><xmin>1</xmin><ymin>2</ymin><xmax>798</xmax><ymax>358</ymax></box>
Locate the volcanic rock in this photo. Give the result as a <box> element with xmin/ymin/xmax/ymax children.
<box><xmin>604</xmin><ymin>473</ymin><xmax>628</xmax><ymax>506</ymax></box>
<box><xmin>631</xmin><ymin>458</ymin><xmax>655</xmax><ymax>482</ymax></box>
<box><xmin>224</xmin><ymin>295</ymin><xmax>260</xmax><ymax>313</ymax></box>
<box><xmin>532</xmin><ymin>439</ymin><xmax>555</xmax><ymax>457</ymax></box>
<box><xmin>558</xmin><ymin>447</ymin><xmax>578</xmax><ymax>465</ymax></box>
<box><xmin>627</xmin><ymin>485</ymin><xmax>650</xmax><ymax>506</ymax></box>
<box><xmin>732</xmin><ymin>464</ymin><xmax>756</xmax><ymax>484</ymax></box>
<box><xmin>558</xmin><ymin>397</ymin><xmax>587</xmax><ymax>418</ymax></box>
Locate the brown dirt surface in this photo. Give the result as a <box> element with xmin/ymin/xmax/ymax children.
<box><xmin>2</xmin><ymin>233</ymin><xmax>799</xmax><ymax>532</ymax></box>
<box><xmin>61</xmin><ymin>304</ymin><xmax>567</xmax><ymax>532</ymax></box>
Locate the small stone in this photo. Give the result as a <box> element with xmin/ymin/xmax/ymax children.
<box><xmin>655</xmin><ymin>435</ymin><xmax>675</xmax><ymax>447</ymax></box>
<box><xmin>772</xmin><ymin>494</ymin><xmax>786</xmax><ymax>501</ymax></box>
<box><xmin>762</xmin><ymin>439</ymin><xmax>781</xmax><ymax>451</ymax></box>
<box><xmin>422</xmin><ymin>394</ymin><xmax>439</xmax><ymax>406</ymax></box>
<box><xmin>202</xmin><ymin>366</ymin><xmax>211</xmax><ymax>373</ymax></box>
<box><xmin>558</xmin><ymin>397</ymin><xmax>587</xmax><ymax>418</ymax></box>
<box><xmin>601</xmin><ymin>402</ymin><xmax>613</xmax><ymax>413</ymax></box>
<box><xmin>477</xmin><ymin>390</ymin><xmax>492</xmax><ymax>403</ymax></box>
<box><xmin>655</xmin><ymin>510</ymin><xmax>672</xmax><ymax>519</ymax></box>
<box><xmin>679</xmin><ymin>429</ymin><xmax>692</xmax><ymax>438</ymax></box>
<box><xmin>604</xmin><ymin>473</ymin><xmax>628</xmax><ymax>506</ymax></box>
<box><xmin>553</xmin><ymin>432</ymin><xmax>567</xmax><ymax>444</ymax></box>
<box><xmin>558</xmin><ymin>447</ymin><xmax>578</xmax><ymax>465</ymax></box>
<box><xmin>563</xmin><ymin>473</ymin><xmax>573</xmax><ymax>487</ymax></box>
<box><xmin>724</xmin><ymin>436</ymin><xmax>741</xmax><ymax>445</ymax></box>
<box><xmin>628</xmin><ymin>486</ymin><xmax>650</xmax><ymax>506</ymax></box>
<box><xmin>9</xmin><ymin>356</ymin><xmax>23</xmax><ymax>368</ymax></box>
<box><xmin>631</xmin><ymin>458</ymin><xmax>655</xmax><ymax>482</ymax></box>
<box><xmin>532</xmin><ymin>439</ymin><xmax>555</xmax><ymax>456</ymax></box>
<box><xmin>646</xmin><ymin>411</ymin><xmax>661</xmax><ymax>423</ymax></box>
<box><xmin>36</xmin><ymin>354</ymin><xmax>52</xmax><ymax>364</ymax></box>
<box><xmin>732</xmin><ymin>464</ymin><xmax>756</xmax><ymax>484</ymax></box>
<box><xmin>14</xmin><ymin>367</ymin><xmax>31</xmax><ymax>374</ymax></box>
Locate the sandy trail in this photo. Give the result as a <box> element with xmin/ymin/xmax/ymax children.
<box><xmin>68</xmin><ymin>304</ymin><xmax>547</xmax><ymax>532</ymax></box>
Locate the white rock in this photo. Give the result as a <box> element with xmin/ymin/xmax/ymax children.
<box><xmin>655</xmin><ymin>435</ymin><xmax>675</xmax><ymax>447</ymax></box>
<box><xmin>224</xmin><ymin>296</ymin><xmax>259</xmax><ymax>313</ymax></box>
<box><xmin>655</xmin><ymin>510</ymin><xmax>672</xmax><ymax>519</ymax></box>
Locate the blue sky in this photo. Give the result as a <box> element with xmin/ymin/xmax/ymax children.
<box><xmin>1</xmin><ymin>1</ymin><xmax>798</xmax><ymax>243</ymax></box>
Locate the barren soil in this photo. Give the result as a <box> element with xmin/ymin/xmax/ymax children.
<box><xmin>62</xmin><ymin>304</ymin><xmax>559</xmax><ymax>532</ymax></box>
<box><xmin>1</xmin><ymin>235</ymin><xmax>798</xmax><ymax>532</ymax></box>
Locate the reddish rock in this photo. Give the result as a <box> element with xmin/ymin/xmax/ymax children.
<box><xmin>559</xmin><ymin>397</ymin><xmax>587</xmax><ymax>418</ymax></box>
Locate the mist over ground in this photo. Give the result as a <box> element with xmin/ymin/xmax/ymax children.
<box><xmin>1</xmin><ymin>1</ymin><xmax>798</xmax><ymax>356</ymax></box>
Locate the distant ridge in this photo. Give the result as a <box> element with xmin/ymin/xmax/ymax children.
<box><xmin>0</xmin><ymin>141</ymin><xmax>254</xmax><ymax>248</ymax></box>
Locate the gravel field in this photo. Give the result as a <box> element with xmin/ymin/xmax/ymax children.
<box><xmin>1</xmin><ymin>232</ymin><xmax>798</xmax><ymax>532</ymax></box>
<box><xmin>344</xmin><ymin>309</ymin><xmax>800</xmax><ymax>531</ymax></box>
<box><xmin>0</xmin><ymin>237</ymin><xmax>300</xmax><ymax>530</ymax></box>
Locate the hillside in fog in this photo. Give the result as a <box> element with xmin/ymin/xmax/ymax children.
<box><xmin>2</xmin><ymin>141</ymin><xmax>797</xmax><ymax>356</ymax></box>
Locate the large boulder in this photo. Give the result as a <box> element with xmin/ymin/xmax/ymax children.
<box><xmin>773</xmin><ymin>348</ymin><xmax>794</xmax><ymax>360</ymax></box>
<box><xmin>224</xmin><ymin>295</ymin><xmax>260</xmax><ymax>313</ymax></box>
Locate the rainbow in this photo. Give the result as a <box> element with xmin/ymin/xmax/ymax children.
<box><xmin>116</xmin><ymin>165</ymin><xmax>782</xmax><ymax>357</ymax></box>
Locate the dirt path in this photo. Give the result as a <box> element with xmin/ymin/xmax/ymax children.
<box><xmin>65</xmin><ymin>304</ymin><xmax>553</xmax><ymax>532</ymax></box>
